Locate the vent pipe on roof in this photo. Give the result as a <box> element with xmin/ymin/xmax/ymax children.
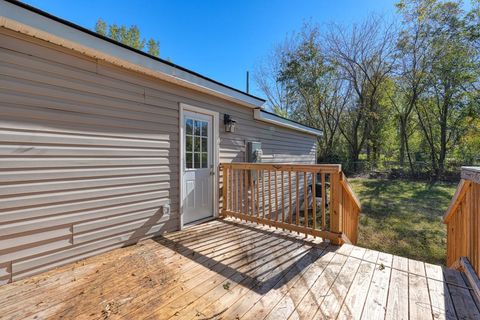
<box><xmin>246</xmin><ymin>71</ymin><xmax>250</xmax><ymax>94</ymax></box>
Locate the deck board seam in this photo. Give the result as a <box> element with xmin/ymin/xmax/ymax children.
<box><xmin>383</xmin><ymin>261</ymin><xmax>394</xmax><ymax>319</ymax></box>
<box><xmin>242</xmin><ymin>245</ymin><xmax>330</xmax><ymax>320</ymax></box>
<box><xmin>309</xmin><ymin>252</ymin><xmax>350</xmax><ymax>318</ymax></box>
<box><xmin>265</xmin><ymin>247</ymin><xmax>337</xmax><ymax>320</ymax></box>
<box><xmin>423</xmin><ymin>260</ymin><xmax>435</xmax><ymax>320</ymax></box>
<box><xmin>22</xmin><ymin>224</ymin><xmax>277</xmax><ymax>318</ymax></box>
<box><xmin>358</xmin><ymin>252</ymin><xmax>383</xmax><ymax>320</ymax></box>
<box><xmin>334</xmin><ymin>253</ymin><xmax>367</xmax><ymax>320</ymax></box>
<box><xmin>194</xmin><ymin>243</ymin><xmax>312</xmax><ymax>320</ymax></box>
<box><xmin>135</xmin><ymin>228</ymin><xmax>284</xmax><ymax>319</ymax></box>
<box><xmin>140</xmin><ymin>225</ymin><xmax>310</xmax><ymax>319</ymax></box>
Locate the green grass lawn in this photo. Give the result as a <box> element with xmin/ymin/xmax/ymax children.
<box><xmin>349</xmin><ymin>178</ymin><xmax>457</xmax><ymax>265</ymax></box>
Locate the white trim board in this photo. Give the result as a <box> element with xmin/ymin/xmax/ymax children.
<box><xmin>253</xmin><ymin>109</ymin><xmax>323</xmax><ymax>136</ymax></box>
<box><xmin>178</xmin><ymin>103</ymin><xmax>220</xmax><ymax>230</ymax></box>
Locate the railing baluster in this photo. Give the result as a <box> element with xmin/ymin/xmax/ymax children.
<box><xmin>275</xmin><ymin>170</ymin><xmax>279</xmax><ymax>225</ymax></box>
<box><xmin>296</xmin><ymin>171</ymin><xmax>300</xmax><ymax>232</ymax></box>
<box><xmin>231</xmin><ymin>168</ymin><xmax>235</xmax><ymax>212</ymax></box>
<box><xmin>289</xmin><ymin>170</ymin><xmax>292</xmax><ymax>225</ymax></box>
<box><xmin>304</xmin><ymin>171</ymin><xmax>308</xmax><ymax>236</ymax></box>
<box><xmin>281</xmin><ymin>170</ymin><xmax>285</xmax><ymax>226</ymax></box>
<box><xmin>268</xmin><ymin>170</ymin><xmax>272</xmax><ymax>226</ymax></box>
<box><xmin>312</xmin><ymin>171</ymin><xmax>316</xmax><ymax>232</ymax></box>
<box><xmin>240</xmin><ymin>169</ymin><xmax>244</xmax><ymax>218</ymax></box>
<box><xmin>235</xmin><ymin>169</ymin><xmax>238</xmax><ymax>212</ymax></box>
<box><xmin>321</xmin><ymin>172</ymin><xmax>326</xmax><ymax>229</ymax></box>
<box><xmin>262</xmin><ymin>170</ymin><xmax>265</xmax><ymax>221</ymax></box>
<box><xmin>250</xmin><ymin>169</ymin><xmax>254</xmax><ymax>222</ymax></box>
<box><xmin>255</xmin><ymin>170</ymin><xmax>260</xmax><ymax>223</ymax></box>
<box><xmin>223</xmin><ymin>166</ymin><xmax>228</xmax><ymax>214</ymax></box>
<box><xmin>245</xmin><ymin>168</ymin><xmax>249</xmax><ymax>217</ymax></box>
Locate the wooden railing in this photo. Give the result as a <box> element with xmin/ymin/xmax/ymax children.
<box><xmin>444</xmin><ymin>167</ymin><xmax>480</xmax><ymax>276</ymax></box>
<box><xmin>220</xmin><ymin>163</ymin><xmax>361</xmax><ymax>244</ymax></box>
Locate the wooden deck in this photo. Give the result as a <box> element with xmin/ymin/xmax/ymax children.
<box><xmin>0</xmin><ymin>219</ymin><xmax>478</xmax><ymax>320</ymax></box>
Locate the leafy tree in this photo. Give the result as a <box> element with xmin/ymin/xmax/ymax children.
<box><xmin>393</xmin><ymin>0</ymin><xmax>436</xmax><ymax>173</ymax></box>
<box><xmin>326</xmin><ymin>17</ymin><xmax>397</xmax><ymax>169</ymax></box>
<box><xmin>147</xmin><ymin>39</ymin><xmax>160</xmax><ymax>57</ymax></box>
<box><xmin>94</xmin><ymin>18</ymin><xmax>160</xmax><ymax>57</ymax></box>
<box><xmin>276</xmin><ymin>24</ymin><xmax>347</xmax><ymax>161</ymax></box>
<box><xmin>253</xmin><ymin>1</ymin><xmax>480</xmax><ymax>178</ymax></box>
<box><xmin>412</xmin><ymin>0</ymin><xmax>477</xmax><ymax>177</ymax></box>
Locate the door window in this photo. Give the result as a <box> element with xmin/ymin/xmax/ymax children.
<box><xmin>185</xmin><ymin>118</ymin><xmax>209</xmax><ymax>169</ymax></box>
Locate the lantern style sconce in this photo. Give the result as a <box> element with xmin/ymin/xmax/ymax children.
<box><xmin>224</xmin><ymin>114</ymin><xmax>236</xmax><ymax>133</ymax></box>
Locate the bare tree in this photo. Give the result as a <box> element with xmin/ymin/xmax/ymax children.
<box><xmin>254</xmin><ymin>43</ymin><xmax>294</xmax><ymax>116</ymax></box>
<box><xmin>325</xmin><ymin>16</ymin><xmax>397</xmax><ymax>169</ymax></box>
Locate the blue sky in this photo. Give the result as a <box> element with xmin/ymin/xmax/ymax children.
<box><xmin>22</xmin><ymin>0</ymin><xmax>399</xmax><ymax>98</ymax></box>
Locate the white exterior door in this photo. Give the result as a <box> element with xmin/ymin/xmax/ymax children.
<box><xmin>182</xmin><ymin>110</ymin><xmax>214</xmax><ymax>224</ymax></box>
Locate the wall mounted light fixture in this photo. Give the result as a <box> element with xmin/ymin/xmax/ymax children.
<box><xmin>224</xmin><ymin>114</ymin><xmax>236</xmax><ymax>133</ymax></box>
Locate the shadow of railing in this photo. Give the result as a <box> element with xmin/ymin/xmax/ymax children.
<box><xmin>152</xmin><ymin>219</ymin><xmax>335</xmax><ymax>294</ymax></box>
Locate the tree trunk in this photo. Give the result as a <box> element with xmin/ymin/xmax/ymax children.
<box><xmin>439</xmin><ymin>115</ymin><xmax>447</xmax><ymax>177</ymax></box>
<box><xmin>351</xmin><ymin>147</ymin><xmax>361</xmax><ymax>172</ymax></box>
<box><xmin>404</xmin><ymin>129</ymin><xmax>415</xmax><ymax>175</ymax></box>
<box><xmin>399</xmin><ymin>118</ymin><xmax>406</xmax><ymax>167</ymax></box>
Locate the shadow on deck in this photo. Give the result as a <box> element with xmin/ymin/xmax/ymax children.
<box><xmin>0</xmin><ymin>218</ymin><xmax>478</xmax><ymax>319</ymax></box>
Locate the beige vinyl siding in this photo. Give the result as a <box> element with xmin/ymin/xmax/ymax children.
<box><xmin>0</xmin><ymin>27</ymin><xmax>316</xmax><ymax>284</ymax></box>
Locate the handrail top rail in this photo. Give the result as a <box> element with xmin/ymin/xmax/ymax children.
<box><xmin>220</xmin><ymin>162</ymin><xmax>342</xmax><ymax>173</ymax></box>
<box><xmin>340</xmin><ymin>173</ymin><xmax>362</xmax><ymax>211</ymax></box>
<box><xmin>443</xmin><ymin>179</ymin><xmax>472</xmax><ymax>223</ymax></box>
<box><xmin>461</xmin><ymin>166</ymin><xmax>480</xmax><ymax>184</ymax></box>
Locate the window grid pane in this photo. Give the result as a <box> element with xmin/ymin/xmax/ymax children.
<box><xmin>186</xmin><ymin>135</ymin><xmax>193</xmax><ymax>153</ymax></box>
<box><xmin>185</xmin><ymin>118</ymin><xmax>209</xmax><ymax>169</ymax></box>
<box><xmin>194</xmin><ymin>152</ymin><xmax>201</xmax><ymax>168</ymax></box>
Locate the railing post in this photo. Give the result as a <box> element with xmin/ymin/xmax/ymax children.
<box><xmin>330</xmin><ymin>170</ymin><xmax>343</xmax><ymax>244</ymax></box>
<box><xmin>444</xmin><ymin>166</ymin><xmax>480</xmax><ymax>276</ymax></box>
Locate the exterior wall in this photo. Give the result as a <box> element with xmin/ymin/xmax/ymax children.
<box><xmin>0</xmin><ymin>28</ymin><xmax>316</xmax><ymax>284</ymax></box>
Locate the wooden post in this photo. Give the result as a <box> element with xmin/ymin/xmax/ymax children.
<box><xmin>330</xmin><ymin>171</ymin><xmax>343</xmax><ymax>244</ymax></box>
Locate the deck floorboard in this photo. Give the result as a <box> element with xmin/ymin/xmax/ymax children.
<box><xmin>0</xmin><ymin>218</ymin><xmax>478</xmax><ymax>320</ymax></box>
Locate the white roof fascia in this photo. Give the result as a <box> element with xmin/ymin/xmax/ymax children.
<box><xmin>253</xmin><ymin>109</ymin><xmax>323</xmax><ymax>136</ymax></box>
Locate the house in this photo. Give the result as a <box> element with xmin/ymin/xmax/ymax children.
<box><xmin>0</xmin><ymin>0</ymin><xmax>321</xmax><ymax>284</ymax></box>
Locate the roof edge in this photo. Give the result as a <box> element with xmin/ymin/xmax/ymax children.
<box><xmin>0</xmin><ymin>0</ymin><xmax>265</xmax><ymax>108</ymax></box>
<box><xmin>254</xmin><ymin>109</ymin><xmax>323</xmax><ymax>136</ymax></box>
